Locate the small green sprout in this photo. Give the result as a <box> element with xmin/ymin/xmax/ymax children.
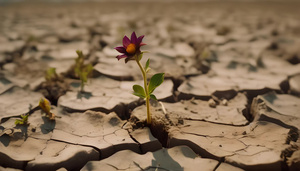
<box><xmin>39</xmin><ymin>98</ymin><xmax>55</xmax><ymax>120</ymax></box>
<box><xmin>45</xmin><ymin>67</ymin><xmax>58</xmax><ymax>82</ymax></box>
<box><xmin>199</xmin><ymin>47</ymin><xmax>211</xmax><ymax>60</ymax></box>
<box><xmin>15</xmin><ymin>113</ymin><xmax>29</xmax><ymax>125</ymax></box>
<box><xmin>74</xmin><ymin>50</ymin><xmax>93</xmax><ymax>92</ymax></box>
<box><xmin>115</xmin><ymin>32</ymin><xmax>164</xmax><ymax>125</ymax></box>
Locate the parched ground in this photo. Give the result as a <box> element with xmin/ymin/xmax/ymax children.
<box><xmin>0</xmin><ymin>1</ymin><xmax>300</xmax><ymax>171</ymax></box>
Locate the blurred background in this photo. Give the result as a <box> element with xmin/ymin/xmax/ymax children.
<box><xmin>0</xmin><ymin>0</ymin><xmax>299</xmax><ymax>95</ymax></box>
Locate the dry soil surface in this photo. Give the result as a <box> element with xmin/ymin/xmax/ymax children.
<box><xmin>0</xmin><ymin>1</ymin><xmax>300</xmax><ymax>171</ymax></box>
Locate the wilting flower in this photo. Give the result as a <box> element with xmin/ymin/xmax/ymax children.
<box><xmin>115</xmin><ymin>32</ymin><xmax>146</xmax><ymax>63</ymax></box>
<box><xmin>39</xmin><ymin>98</ymin><xmax>55</xmax><ymax>120</ymax></box>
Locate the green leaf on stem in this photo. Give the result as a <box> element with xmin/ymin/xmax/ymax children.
<box><xmin>15</xmin><ymin>114</ymin><xmax>29</xmax><ymax>125</ymax></box>
<box><xmin>75</xmin><ymin>50</ymin><xmax>84</xmax><ymax>77</ymax></box>
<box><xmin>76</xmin><ymin>50</ymin><xmax>84</xmax><ymax>58</ymax></box>
<box><xmin>75</xmin><ymin>50</ymin><xmax>93</xmax><ymax>91</ymax></box>
<box><xmin>145</xmin><ymin>59</ymin><xmax>151</xmax><ymax>73</ymax></box>
<box><xmin>145</xmin><ymin>59</ymin><xmax>150</xmax><ymax>71</ymax></box>
<box><xmin>137</xmin><ymin>52</ymin><xmax>143</xmax><ymax>61</ymax></box>
<box><xmin>15</xmin><ymin>119</ymin><xmax>22</xmax><ymax>125</ymax></box>
<box><xmin>86</xmin><ymin>64</ymin><xmax>94</xmax><ymax>73</ymax></box>
<box><xmin>150</xmin><ymin>94</ymin><xmax>157</xmax><ymax>101</ymax></box>
<box><xmin>79</xmin><ymin>64</ymin><xmax>93</xmax><ymax>84</ymax></box>
<box><xmin>148</xmin><ymin>73</ymin><xmax>164</xmax><ymax>94</ymax></box>
<box><xmin>133</xmin><ymin>84</ymin><xmax>146</xmax><ymax>98</ymax></box>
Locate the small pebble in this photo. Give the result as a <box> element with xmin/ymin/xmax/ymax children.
<box><xmin>221</xmin><ymin>99</ymin><xmax>228</xmax><ymax>106</ymax></box>
<box><xmin>208</xmin><ymin>99</ymin><xmax>217</xmax><ymax>108</ymax></box>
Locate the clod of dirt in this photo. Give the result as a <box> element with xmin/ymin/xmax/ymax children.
<box><xmin>149</xmin><ymin>117</ymin><xmax>170</xmax><ymax>148</ymax></box>
<box><xmin>251</xmin><ymin>91</ymin><xmax>300</xmax><ymax>131</ymax></box>
<box><xmin>129</xmin><ymin>127</ymin><xmax>162</xmax><ymax>153</ymax></box>
<box><xmin>36</xmin><ymin>75</ymin><xmax>69</xmax><ymax>105</ymax></box>
<box><xmin>128</xmin><ymin>106</ymin><xmax>172</xmax><ymax>148</ymax></box>
<box><xmin>287</xmin><ymin>147</ymin><xmax>300</xmax><ymax>171</ymax></box>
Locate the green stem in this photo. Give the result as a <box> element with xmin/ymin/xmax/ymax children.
<box><xmin>136</xmin><ymin>58</ymin><xmax>151</xmax><ymax>125</ymax></box>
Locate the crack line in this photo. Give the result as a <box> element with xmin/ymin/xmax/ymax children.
<box><xmin>183</xmin><ymin>118</ymin><xmax>248</xmax><ymax>127</ymax></box>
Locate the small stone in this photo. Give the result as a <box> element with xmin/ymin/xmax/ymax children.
<box><xmin>208</xmin><ymin>98</ymin><xmax>217</xmax><ymax>108</ymax></box>
<box><xmin>222</xmin><ymin>99</ymin><xmax>228</xmax><ymax>106</ymax></box>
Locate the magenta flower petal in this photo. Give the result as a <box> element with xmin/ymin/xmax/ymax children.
<box><xmin>140</xmin><ymin>42</ymin><xmax>146</xmax><ymax>46</ymax></box>
<box><xmin>137</xmin><ymin>35</ymin><xmax>144</xmax><ymax>45</ymax></box>
<box><xmin>131</xmin><ymin>32</ymin><xmax>138</xmax><ymax>45</ymax></box>
<box><xmin>123</xmin><ymin>36</ymin><xmax>131</xmax><ymax>47</ymax></box>
<box><xmin>116</xmin><ymin>54</ymin><xmax>128</xmax><ymax>60</ymax></box>
<box><xmin>114</xmin><ymin>46</ymin><xmax>126</xmax><ymax>53</ymax></box>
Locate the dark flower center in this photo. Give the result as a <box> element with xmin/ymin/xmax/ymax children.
<box><xmin>126</xmin><ymin>43</ymin><xmax>136</xmax><ymax>54</ymax></box>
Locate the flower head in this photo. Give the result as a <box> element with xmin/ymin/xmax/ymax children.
<box><xmin>115</xmin><ymin>32</ymin><xmax>146</xmax><ymax>63</ymax></box>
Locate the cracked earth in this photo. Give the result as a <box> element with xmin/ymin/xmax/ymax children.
<box><xmin>0</xmin><ymin>1</ymin><xmax>300</xmax><ymax>171</ymax></box>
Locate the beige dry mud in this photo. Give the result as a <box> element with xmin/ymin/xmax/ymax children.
<box><xmin>0</xmin><ymin>1</ymin><xmax>300</xmax><ymax>171</ymax></box>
